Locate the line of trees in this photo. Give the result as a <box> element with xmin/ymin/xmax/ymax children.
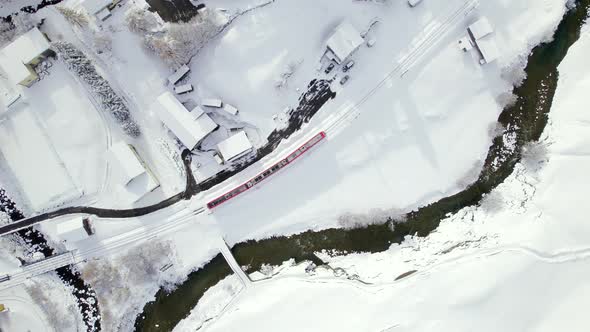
<box><xmin>53</xmin><ymin>42</ymin><xmax>141</xmax><ymax>137</ymax></box>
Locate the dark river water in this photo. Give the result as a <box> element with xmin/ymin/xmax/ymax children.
<box><xmin>134</xmin><ymin>1</ymin><xmax>590</xmax><ymax>331</ymax></box>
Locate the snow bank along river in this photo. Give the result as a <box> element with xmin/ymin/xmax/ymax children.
<box><xmin>135</xmin><ymin>1</ymin><xmax>590</xmax><ymax>331</ymax></box>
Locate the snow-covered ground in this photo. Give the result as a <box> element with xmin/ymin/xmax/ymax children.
<box><xmin>173</xmin><ymin>274</ymin><xmax>243</xmax><ymax>332</ymax></box>
<box><xmin>204</xmin><ymin>0</ymin><xmax>568</xmax><ymax>243</ymax></box>
<box><xmin>0</xmin><ymin>272</ymin><xmax>84</xmax><ymax>332</ymax></box>
<box><xmin>0</xmin><ymin>60</ymin><xmax>108</xmax><ymax>213</ymax></box>
<box><xmin>0</xmin><ymin>0</ymin><xmax>583</xmax><ymax>330</ymax></box>
<box><xmin>183</xmin><ymin>18</ymin><xmax>590</xmax><ymax>332</ymax></box>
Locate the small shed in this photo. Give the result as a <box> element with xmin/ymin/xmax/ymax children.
<box><xmin>168</xmin><ymin>64</ymin><xmax>190</xmax><ymax>85</ymax></box>
<box><xmin>217</xmin><ymin>131</ymin><xmax>253</xmax><ymax>163</ymax></box>
<box><xmin>202</xmin><ymin>98</ymin><xmax>222</xmax><ymax>108</ymax></box>
<box><xmin>326</xmin><ymin>22</ymin><xmax>364</xmax><ymax>64</ymax></box>
<box><xmin>155</xmin><ymin>91</ymin><xmax>218</xmax><ymax>150</ymax></box>
<box><xmin>0</xmin><ymin>27</ymin><xmax>52</xmax><ymax>87</ymax></box>
<box><xmin>223</xmin><ymin>103</ymin><xmax>239</xmax><ymax>116</ymax></box>
<box><xmin>174</xmin><ymin>83</ymin><xmax>193</xmax><ymax>94</ymax></box>
<box><xmin>56</xmin><ymin>217</ymin><xmax>89</xmax><ymax>243</ymax></box>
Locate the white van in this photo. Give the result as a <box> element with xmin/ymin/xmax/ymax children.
<box><xmin>408</xmin><ymin>0</ymin><xmax>423</xmax><ymax>7</ymax></box>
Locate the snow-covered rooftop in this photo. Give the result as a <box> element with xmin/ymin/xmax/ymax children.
<box><xmin>468</xmin><ymin>17</ymin><xmax>494</xmax><ymax>40</ymax></box>
<box><xmin>0</xmin><ymin>27</ymin><xmax>51</xmax><ymax>85</ymax></box>
<box><xmin>81</xmin><ymin>0</ymin><xmax>112</xmax><ymax>15</ymax></box>
<box><xmin>326</xmin><ymin>21</ymin><xmax>364</xmax><ymax>64</ymax></box>
<box><xmin>155</xmin><ymin>91</ymin><xmax>218</xmax><ymax>150</ymax></box>
<box><xmin>109</xmin><ymin>142</ymin><xmax>160</xmax><ymax>203</ymax></box>
<box><xmin>202</xmin><ymin>98</ymin><xmax>222</xmax><ymax>108</ymax></box>
<box><xmin>477</xmin><ymin>37</ymin><xmax>500</xmax><ymax>64</ymax></box>
<box><xmin>168</xmin><ymin>65</ymin><xmax>190</xmax><ymax>85</ymax></box>
<box><xmin>109</xmin><ymin>142</ymin><xmax>147</xmax><ymax>185</ymax></box>
<box><xmin>217</xmin><ymin>131</ymin><xmax>253</xmax><ymax>162</ymax></box>
<box><xmin>55</xmin><ymin>217</ymin><xmax>88</xmax><ymax>243</ymax></box>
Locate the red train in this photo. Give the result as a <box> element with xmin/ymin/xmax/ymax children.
<box><xmin>207</xmin><ymin>131</ymin><xmax>326</xmax><ymax>209</ymax></box>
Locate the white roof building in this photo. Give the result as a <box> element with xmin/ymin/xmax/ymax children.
<box><xmin>202</xmin><ymin>98</ymin><xmax>222</xmax><ymax>108</ymax></box>
<box><xmin>155</xmin><ymin>91</ymin><xmax>218</xmax><ymax>150</ymax></box>
<box><xmin>467</xmin><ymin>17</ymin><xmax>500</xmax><ymax>65</ymax></box>
<box><xmin>0</xmin><ymin>27</ymin><xmax>51</xmax><ymax>87</ymax></box>
<box><xmin>217</xmin><ymin>131</ymin><xmax>254</xmax><ymax>162</ymax></box>
<box><xmin>109</xmin><ymin>142</ymin><xmax>159</xmax><ymax>203</ymax></box>
<box><xmin>468</xmin><ymin>17</ymin><xmax>494</xmax><ymax>40</ymax></box>
<box><xmin>168</xmin><ymin>64</ymin><xmax>190</xmax><ymax>85</ymax></box>
<box><xmin>326</xmin><ymin>22</ymin><xmax>364</xmax><ymax>64</ymax></box>
<box><xmin>56</xmin><ymin>217</ymin><xmax>88</xmax><ymax>243</ymax></box>
<box><xmin>223</xmin><ymin>103</ymin><xmax>239</xmax><ymax>116</ymax></box>
<box><xmin>174</xmin><ymin>83</ymin><xmax>193</xmax><ymax>94</ymax></box>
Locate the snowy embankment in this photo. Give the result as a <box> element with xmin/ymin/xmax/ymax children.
<box><xmin>192</xmin><ymin>20</ymin><xmax>590</xmax><ymax>332</ymax></box>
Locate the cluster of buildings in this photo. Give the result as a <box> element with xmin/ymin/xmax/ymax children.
<box><xmin>155</xmin><ymin>91</ymin><xmax>254</xmax><ymax>165</ymax></box>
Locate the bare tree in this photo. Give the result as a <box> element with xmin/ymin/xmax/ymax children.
<box><xmin>275</xmin><ymin>59</ymin><xmax>303</xmax><ymax>89</ymax></box>
<box><xmin>125</xmin><ymin>7</ymin><xmax>159</xmax><ymax>34</ymax></box>
<box><xmin>0</xmin><ymin>19</ymin><xmax>16</xmax><ymax>46</ymax></box>
<box><xmin>81</xmin><ymin>240</ymin><xmax>178</xmax><ymax>331</ymax></box>
<box><xmin>56</xmin><ymin>6</ymin><xmax>89</xmax><ymax>28</ymax></box>
<box><xmin>142</xmin><ymin>9</ymin><xmax>224</xmax><ymax>68</ymax></box>
<box><xmin>26</xmin><ymin>279</ymin><xmax>77</xmax><ymax>331</ymax></box>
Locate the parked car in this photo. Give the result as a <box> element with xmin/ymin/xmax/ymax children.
<box><xmin>325</xmin><ymin>62</ymin><xmax>335</xmax><ymax>74</ymax></box>
<box><xmin>342</xmin><ymin>60</ymin><xmax>355</xmax><ymax>72</ymax></box>
<box><xmin>340</xmin><ymin>75</ymin><xmax>350</xmax><ymax>85</ymax></box>
<box><xmin>408</xmin><ymin>0</ymin><xmax>424</xmax><ymax>7</ymax></box>
<box><xmin>366</xmin><ymin>38</ymin><xmax>377</xmax><ymax>47</ymax></box>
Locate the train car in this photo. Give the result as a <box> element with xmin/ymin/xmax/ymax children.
<box><xmin>207</xmin><ymin>131</ymin><xmax>326</xmax><ymax>209</ymax></box>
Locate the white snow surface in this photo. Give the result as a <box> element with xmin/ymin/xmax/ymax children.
<box><xmin>204</xmin><ymin>0</ymin><xmax>568</xmax><ymax>243</ymax></box>
<box><xmin>0</xmin><ymin>61</ymin><xmax>107</xmax><ymax>212</ymax></box>
<box><xmin>194</xmin><ymin>21</ymin><xmax>590</xmax><ymax>332</ymax></box>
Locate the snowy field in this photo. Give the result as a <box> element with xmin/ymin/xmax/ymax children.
<box><xmin>0</xmin><ymin>0</ymin><xmax>585</xmax><ymax>331</ymax></box>
<box><xmin>0</xmin><ymin>61</ymin><xmax>108</xmax><ymax>213</ymax></box>
<box><xmin>183</xmin><ymin>18</ymin><xmax>590</xmax><ymax>332</ymax></box>
<box><xmin>203</xmin><ymin>0</ymin><xmax>568</xmax><ymax>243</ymax></box>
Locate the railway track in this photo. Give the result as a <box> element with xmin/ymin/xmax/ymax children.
<box><xmin>0</xmin><ymin>206</ymin><xmax>206</xmax><ymax>290</ymax></box>
<box><xmin>324</xmin><ymin>0</ymin><xmax>479</xmax><ymax>135</ymax></box>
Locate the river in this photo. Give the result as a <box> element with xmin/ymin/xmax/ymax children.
<box><xmin>134</xmin><ymin>1</ymin><xmax>590</xmax><ymax>331</ymax></box>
